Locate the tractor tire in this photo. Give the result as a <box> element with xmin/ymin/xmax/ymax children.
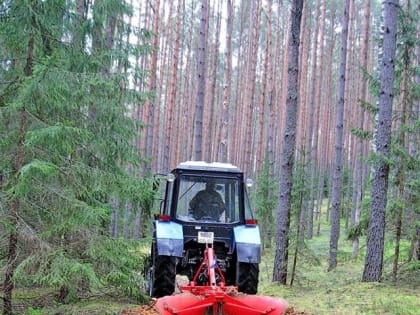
<box><xmin>151</xmin><ymin>248</ymin><xmax>176</xmax><ymax>298</ymax></box>
<box><xmin>237</xmin><ymin>262</ymin><xmax>259</xmax><ymax>294</ymax></box>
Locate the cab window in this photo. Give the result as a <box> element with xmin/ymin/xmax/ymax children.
<box><xmin>175</xmin><ymin>175</ymin><xmax>240</xmax><ymax>223</ymax></box>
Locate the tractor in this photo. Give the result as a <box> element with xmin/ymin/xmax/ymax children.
<box><xmin>147</xmin><ymin>161</ymin><xmax>261</xmax><ymax>298</ymax></box>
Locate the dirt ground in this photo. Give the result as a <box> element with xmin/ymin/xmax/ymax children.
<box><xmin>121</xmin><ymin>303</ymin><xmax>161</xmax><ymax>315</ymax></box>
<box><xmin>284</xmin><ymin>307</ymin><xmax>311</xmax><ymax>315</ymax></box>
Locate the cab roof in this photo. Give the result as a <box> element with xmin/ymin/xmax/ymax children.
<box><xmin>175</xmin><ymin>161</ymin><xmax>242</xmax><ymax>173</ymax></box>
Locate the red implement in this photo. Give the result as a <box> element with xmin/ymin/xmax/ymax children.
<box><xmin>154</xmin><ymin>245</ymin><xmax>287</xmax><ymax>315</ymax></box>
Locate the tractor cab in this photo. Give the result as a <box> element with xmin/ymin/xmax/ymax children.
<box><xmin>161</xmin><ymin>161</ymin><xmax>254</xmax><ymax>224</ymax></box>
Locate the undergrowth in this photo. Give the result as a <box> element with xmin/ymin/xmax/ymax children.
<box><xmin>8</xmin><ymin>215</ymin><xmax>420</xmax><ymax>315</ymax></box>
<box><xmin>259</xmin><ymin>215</ymin><xmax>420</xmax><ymax>315</ymax></box>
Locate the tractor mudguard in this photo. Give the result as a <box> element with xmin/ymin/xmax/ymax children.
<box><xmin>155</xmin><ymin>220</ymin><xmax>184</xmax><ymax>257</ymax></box>
<box><xmin>233</xmin><ymin>225</ymin><xmax>261</xmax><ymax>263</ymax></box>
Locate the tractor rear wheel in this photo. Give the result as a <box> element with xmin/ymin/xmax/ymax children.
<box><xmin>151</xmin><ymin>247</ymin><xmax>176</xmax><ymax>297</ymax></box>
<box><xmin>237</xmin><ymin>262</ymin><xmax>259</xmax><ymax>294</ymax></box>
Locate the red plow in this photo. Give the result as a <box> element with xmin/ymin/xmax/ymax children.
<box><xmin>154</xmin><ymin>244</ymin><xmax>287</xmax><ymax>315</ymax></box>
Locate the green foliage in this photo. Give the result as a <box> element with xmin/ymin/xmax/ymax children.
<box><xmin>15</xmin><ymin>237</ymin><xmax>149</xmax><ymax>302</ymax></box>
<box><xmin>0</xmin><ymin>0</ymin><xmax>154</xmax><ymax>308</ymax></box>
<box><xmin>290</xmin><ymin>154</ymin><xmax>309</xmax><ymax>218</ymax></box>
<box><xmin>86</xmin><ymin>237</ymin><xmax>148</xmax><ymax>300</ymax></box>
<box><xmin>347</xmin><ymin>193</ymin><xmax>370</xmax><ymax>241</ymax></box>
<box><xmin>15</xmin><ymin>249</ymin><xmax>100</xmax><ymax>302</ymax></box>
<box><xmin>255</xmin><ymin>158</ymin><xmax>277</xmax><ymax>247</ymax></box>
<box><xmin>27</xmin><ymin>307</ymin><xmax>42</xmax><ymax>315</ymax></box>
<box><xmin>14</xmin><ymin>159</ymin><xmax>58</xmax><ymax>197</ymax></box>
<box><xmin>407</xmin><ymin>260</ymin><xmax>420</xmax><ymax>272</ymax></box>
<box><xmin>350</xmin><ymin>127</ymin><xmax>372</xmax><ymax>140</ymax></box>
<box><xmin>359</xmin><ymin>98</ymin><xmax>379</xmax><ymax>115</ymax></box>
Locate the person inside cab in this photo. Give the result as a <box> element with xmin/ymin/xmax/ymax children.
<box><xmin>189</xmin><ymin>181</ymin><xmax>225</xmax><ymax>221</ymax></box>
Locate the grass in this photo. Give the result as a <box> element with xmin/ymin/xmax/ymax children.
<box><xmin>258</xmin><ymin>215</ymin><xmax>420</xmax><ymax>315</ymax></box>
<box><xmin>9</xmin><ymin>287</ymin><xmax>140</xmax><ymax>315</ymax></box>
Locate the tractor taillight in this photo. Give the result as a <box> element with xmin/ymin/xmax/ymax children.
<box><xmin>245</xmin><ymin>219</ymin><xmax>257</xmax><ymax>226</ymax></box>
<box><xmin>159</xmin><ymin>214</ymin><xmax>171</xmax><ymax>222</ymax></box>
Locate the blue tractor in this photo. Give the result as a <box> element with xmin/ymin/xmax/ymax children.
<box><xmin>148</xmin><ymin>161</ymin><xmax>261</xmax><ymax>298</ymax></box>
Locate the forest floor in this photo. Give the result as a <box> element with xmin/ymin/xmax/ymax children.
<box><xmin>257</xmin><ymin>230</ymin><xmax>420</xmax><ymax>315</ymax></box>
<box><xmin>8</xmin><ymin>215</ymin><xmax>420</xmax><ymax>315</ymax></box>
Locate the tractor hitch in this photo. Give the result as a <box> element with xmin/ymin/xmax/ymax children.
<box><xmin>154</xmin><ymin>244</ymin><xmax>287</xmax><ymax>315</ymax></box>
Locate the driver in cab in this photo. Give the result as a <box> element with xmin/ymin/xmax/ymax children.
<box><xmin>189</xmin><ymin>182</ymin><xmax>225</xmax><ymax>221</ymax></box>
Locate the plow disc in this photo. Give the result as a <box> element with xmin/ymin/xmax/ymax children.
<box><xmin>154</xmin><ymin>290</ymin><xmax>287</xmax><ymax>315</ymax></box>
<box><xmin>221</xmin><ymin>294</ymin><xmax>288</xmax><ymax>315</ymax></box>
<box><xmin>154</xmin><ymin>292</ymin><xmax>207</xmax><ymax>315</ymax></box>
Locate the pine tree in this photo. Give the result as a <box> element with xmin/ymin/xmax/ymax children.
<box><xmin>389</xmin><ymin>0</ymin><xmax>418</xmax><ymax>281</ymax></box>
<box><xmin>193</xmin><ymin>0</ymin><xmax>209</xmax><ymax>161</ymax></box>
<box><xmin>0</xmin><ymin>0</ymin><xmax>153</xmax><ymax>311</ymax></box>
<box><xmin>272</xmin><ymin>0</ymin><xmax>304</xmax><ymax>285</ymax></box>
<box><xmin>328</xmin><ymin>0</ymin><xmax>351</xmax><ymax>272</ymax></box>
<box><xmin>363</xmin><ymin>0</ymin><xmax>399</xmax><ymax>282</ymax></box>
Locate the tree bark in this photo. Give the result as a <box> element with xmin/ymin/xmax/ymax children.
<box><xmin>272</xmin><ymin>0</ymin><xmax>304</xmax><ymax>285</ymax></box>
<box><xmin>256</xmin><ymin>0</ymin><xmax>273</xmax><ymax>174</ymax></box>
<box><xmin>363</xmin><ymin>0</ymin><xmax>399</xmax><ymax>282</ymax></box>
<box><xmin>164</xmin><ymin>0</ymin><xmax>181</xmax><ymax>168</ymax></box>
<box><xmin>219</xmin><ymin>0</ymin><xmax>233</xmax><ymax>163</ymax></box>
<box><xmin>301</xmin><ymin>0</ymin><xmax>320</xmax><ymax>241</ymax></box>
<box><xmin>206</xmin><ymin>0</ymin><xmax>222</xmax><ymax>162</ymax></box>
<box><xmin>193</xmin><ymin>0</ymin><xmax>209</xmax><ymax>161</ymax></box>
<box><xmin>146</xmin><ymin>0</ymin><xmax>160</xmax><ymax>171</ymax></box>
<box><xmin>245</xmin><ymin>0</ymin><xmax>261</xmax><ymax>175</ymax></box>
<box><xmin>328</xmin><ymin>0</ymin><xmax>350</xmax><ymax>272</ymax></box>
<box><xmin>352</xmin><ymin>0</ymin><xmax>371</xmax><ymax>258</ymax></box>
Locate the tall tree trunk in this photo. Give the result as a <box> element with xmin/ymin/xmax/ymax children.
<box><xmin>230</xmin><ymin>2</ymin><xmax>247</xmax><ymax>166</ymax></box>
<box><xmin>352</xmin><ymin>0</ymin><xmax>371</xmax><ymax>258</ymax></box>
<box><xmin>207</xmin><ymin>0</ymin><xmax>222</xmax><ymax>162</ymax></box>
<box><xmin>343</xmin><ymin>0</ymin><xmax>356</xmax><ymax>231</ymax></box>
<box><xmin>363</xmin><ymin>0</ymin><xmax>399</xmax><ymax>282</ymax></box>
<box><xmin>256</xmin><ymin>0</ymin><xmax>273</xmax><ymax>174</ymax></box>
<box><xmin>267</xmin><ymin>0</ymin><xmax>282</xmax><ymax>183</ymax></box>
<box><xmin>301</xmin><ymin>0</ymin><xmax>320</xmax><ymax>241</ymax></box>
<box><xmin>408</xmin><ymin>0</ymin><xmax>419</xmax><ymax>262</ymax></box>
<box><xmin>308</xmin><ymin>0</ymin><xmax>326</xmax><ymax>239</ymax></box>
<box><xmin>392</xmin><ymin>0</ymin><xmax>411</xmax><ymax>283</ymax></box>
<box><xmin>181</xmin><ymin>0</ymin><xmax>197</xmax><ymax>162</ymax></box>
<box><xmin>146</xmin><ymin>0</ymin><xmax>160</xmax><ymax>171</ymax></box>
<box><xmin>272</xmin><ymin>0</ymin><xmax>304</xmax><ymax>285</ymax></box>
<box><xmin>219</xmin><ymin>0</ymin><xmax>233</xmax><ymax>162</ymax></box>
<box><xmin>243</xmin><ymin>0</ymin><xmax>261</xmax><ymax>175</ymax></box>
<box><xmin>164</xmin><ymin>0</ymin><xmax>181</xmax><ymax>168</ymax></box>
<box><xmin>193</xmin><ymin>0</ymin><xmax>209</xmax><ymax>161</ymax></box>
<box><xmin>316</xmin><ymin>4</ymin><xmax>336</xmax><ymax>235</ymax></box>
<box><xmin>155</xmin><ymin>1</ymin><xmax>169</xmax><ymax>170</ymax></box>
<box><xmin>294</xmin><ymin>2</ymin><xmax>308</xmax><ymax>157</ymax></box>
<box><xmin>328</xmin><ymin>0</ymin><xmax>350</xmax><ymax>272</ymax></box>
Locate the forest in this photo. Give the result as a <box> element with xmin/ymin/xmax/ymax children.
<box><xmin>0</xmin><ymin>0</ymin><xmax>419</xmax><ymax>314</ymax></box>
